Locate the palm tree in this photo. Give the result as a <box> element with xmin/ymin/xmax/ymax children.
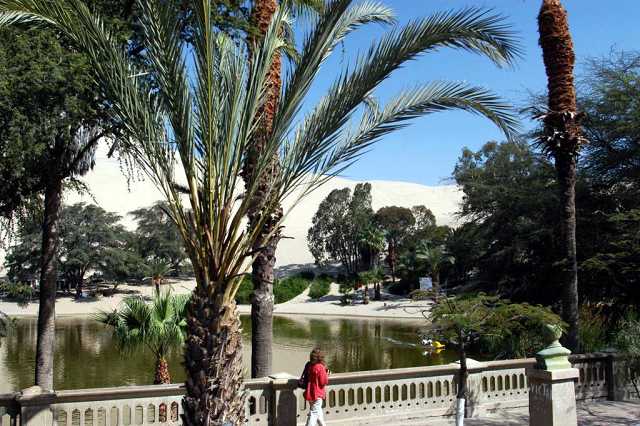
<box><xmin>0</xmin><ymin>1</ymin><xmax>520</xmax><ymax>422</ymax></box>
<box><xmin>358</xmin><ymin>227</ymin><xmax>385</xmax><ymax>270</ymax></box>
<box><xmin>358</xmin><ymin>229</ymin><xmax>385</xmax><ymax>300</ymax></box>
<box><xmin>244</xmin><ymin>0</ymin><xmax>323</xmax><ymax>379</ymax></box>
<box><xmin>538</xmin><ymin>0</ymin><xmax>584</xmax><ymax>351</ymax></box>
<box><xmin>416</xmin><ymin>243</ymin><xmax>454</xmax><ymax>297</ymax></box>
<box><xmin>145</xmin><ymin>258</ymin><xmax>173</xmax><ymax>296</ymax></box>
<box><xmin>96</xmin><ymin>291</ymin><xmax>189</xmax><ymax>384</ymax></box>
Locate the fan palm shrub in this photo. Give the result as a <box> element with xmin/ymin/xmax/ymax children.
<box><xmin>0</xmin><ymin>0</ymin><xmax>520</xmax><ymax>422</ymax></box>
<box><xmin>96</xmin><ymin>292</ymin><xmax>189</xmax><ymax>384</ymax></box>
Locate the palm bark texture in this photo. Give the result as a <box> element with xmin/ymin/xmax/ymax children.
<box><xmin>538</xmin><ymin>0</ymin><xmax>585</xmax><ymax>351</ymax></box>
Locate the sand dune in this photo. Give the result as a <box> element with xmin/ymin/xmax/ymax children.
<box><xmin>0</xmin><ymin>147</ymin><xmax>462</xmax><ymax>273</ymax></box>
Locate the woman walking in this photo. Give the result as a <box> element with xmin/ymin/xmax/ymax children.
<box><xmin>303</xmin><ymin>348</ymin><xmax>329</xmax><ymax>426</ymax></box>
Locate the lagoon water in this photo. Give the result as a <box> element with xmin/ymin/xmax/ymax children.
<box><xmin>0</xmin><ymin>315</ymin><xmax>456</xmax><ymax>392</ymax></box>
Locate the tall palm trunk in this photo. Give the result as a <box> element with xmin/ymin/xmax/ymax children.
<box><xmin>154</xmin><ymin>356</ymin><xmax>171</xmax><ymax>385</ymax></box>
<box><xmin>387</xmin><ymin>241</ymin><xmax>397</xmax><ymax>281</ymax></box>
<box><xmin>35</xmin><ymin>177</ymin><xmax>63</xmax><ymax>390</ymax></box>
<box><xmin>432</xmin><ymin>271</ymin><xmax>440</xmax><ymax>295</ymax></box>
<box><xmin>182</xmin><ymin>283</ymin><xmax>245</xmax><ymax>425</ymax></box>
<box><xmin>538</xmin><ymin>0</ymin><xmax>583</xmax><ymax>351</ymax></box>
<box><xmin>244</xmin><ymin>0</ymin><xmax>281</xmax><ymax>379</ymax></box>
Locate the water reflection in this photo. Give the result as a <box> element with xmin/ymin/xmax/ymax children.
<box><xmin>0</xmin><ymin>315</ymin><xmax>456</xmax><ymax>392</ymax></box>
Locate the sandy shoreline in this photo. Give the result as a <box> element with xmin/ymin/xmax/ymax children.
<box><xmin>0</xmin><ymin>280</ymin><xmax>431</xmax><ymax>321</ymax></box>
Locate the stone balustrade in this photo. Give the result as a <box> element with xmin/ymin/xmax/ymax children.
<box><xmin>0</xmin><ymin>352</ymin><xmax>635</xmax><ymax>426</ymax></box>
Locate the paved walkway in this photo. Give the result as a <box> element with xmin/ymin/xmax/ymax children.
<box><xmin>386</xmin><ymin>401</ymin><xmax>640</xmax><ymax>425</ymax></box>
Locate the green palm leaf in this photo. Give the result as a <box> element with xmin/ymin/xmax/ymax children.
<box><xmin>96</xmin><ymin>291</ymin><xmax>188</xmax><ymax>358</ymax></box>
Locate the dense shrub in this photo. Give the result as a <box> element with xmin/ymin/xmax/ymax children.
<box><xmin>297</xmin><ymin>270</ymin><xmax>315</xmax><ymax>281</ymax></box>
<box><xmin>387</xmin><ymin>280</ymin><xmax>411</xmax><ymax>296</ymax></box>
<box><xmin>234</xmin><ymin>274</ymin><xmax>253</xmax><ymax>304</ymax></box>
<box><xmin>579</xmin><ymin>305</ymin><xmax>608</xmax><ymax>353</ymax></box>
<box><xmin>274</xmin><ymin>276</ymin><xmax>310</xmax><ymax>304</ymax></box>
<box><xmin>308</xmin><ymin>277</ymin><xmax>331</xmax><ymax>299</ymax></box>
<box><xmin>615</xmin><ymin>313</ymin><xmax>640</xmax><ymax>353</ymax></box>
<box><xmin>409</xmin><ymin>289</ymin><xmax>435</xmax><ymax>301</ymax></box>
<box><xmin>235</xmin><ymin>273</ymin><xmax>317</xmax><ymax>304</ymax></box>
<box><xmin>336</xmin><ymin>273</ymin><xmax>348</xmax><ymax>283</ymax></box>
<box><xmin>340</xmin><ymin>293</ymin><xmax>353</xmax><ymax>305</ymax></box>
<box><xmin>0</xmin><ymin>281</ymin><xmax>34</xmax><ymax>306</ymax></box>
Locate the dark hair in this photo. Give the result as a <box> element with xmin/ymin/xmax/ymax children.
<box><xmin>309</xmin><ymin>347</ymin><xmax>325</xmax><ymax>364</ymax></box>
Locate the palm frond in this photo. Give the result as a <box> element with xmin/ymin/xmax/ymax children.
<box><xmin>282</xmin><ymin>0</ymin><xmax>325</xmax><ymax>20</ymax></box>
<box><xmin>282</xmin><ymin>81</ymin><xmax>520</xmax><ymax>197</ymax></box>
<box><xmin>97</xmin><ymin>292</ymin><xmax>187</xmax><ymax>358</ymax></box>
<box><xmin>272</xmin><ymin>0</ymin><xmax>395</xmax><ymax>145</ymax></box>
<box><xmin>277</xmin><ymin>7</ymin><xmax>520</xmax><ymax>168</ymax></box>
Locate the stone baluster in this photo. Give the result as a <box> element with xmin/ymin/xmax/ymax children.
<box><xmin>527</xmin><ymin>325</ymin><xmax>579</xmax><ymax>426</ymax></box>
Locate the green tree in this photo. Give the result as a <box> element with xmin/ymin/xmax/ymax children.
<box><xmin>573</xmin><ymin>51</ymin><xmax>640</xmax><ymax>306</ymax></box>
<box><xmin>96</xmin><ymin>291</ymin><xmax>189</xmax><ymax>384</ymax></box>
<box><xmin>374</xmin><ymin>206</ymin><xmax>415</xmax><ymax>281</ymax></box>
<box><xmin>580</xmin><ymin>51</ymin><xmax>640</xmax><ymax>195</ymax></box>
<box><xmin>407</xmin><ymin>205</ymin><xmax>449</xmax><ymax>248</ymax></box>
<box><xmin>130</xmin><ymin>202</ymin><xmax>187</xmax><ymax>273</ymax></box>
<box><xmin>99</xmin><ymin>234</ymin><xmax>147</xmax><ymax>285</ymax></box>
<box><xmin>424</xmin><ymin>293</ymin><xmax>564</xmax><ymax>424</ymax></box>
<box><xmin>0</xmin><ymin>1</ymin><xmax>520</xmax><ymax>421</ymax></box>
<box><xmin>308</xmin><ymin>187</ymin><xmax>357</xmax><ymax>272</ymax></box>
<box><xmin>0</xmin><ymin>27</ymin><xmax>109</xmax><ymax>390</ymax></box>
<box><xmin>452</xmin><ymin>140</ymin><xmax>559</xmax><ymax>303</ymax></box>
<box><xmin>58</xmin><ymin>204</ymin><xmax>131</xmax><ymax>297</ymax></box>
<box><xmin>4</xmin><ymin>210</ymin><xmax>42</xmax><ymax>283</ymax></box>
<box><xmin>5</xmin><ymin>203</ymin><xmax>136</xmax><ymax>297</ymax></box>
<box><xmin>0</xmin><ymin>0</ymin><xmax>147</xmax><ymax>389</ymax></box>
<box><xmin>358</xmin><ymin>268</ymin><xmax>383</xmax><ymax>303</ymax></box>
<box><xmin>307</xmin><ymin>183</ymin><xmax>374</xmax><ymax>274</ymax></box>
<box><xmin>580</xmin><ymin>210</ymin><xmax>640</xmax><ymax>302</ymax></box>
<box><xmin>443</xmin><ymin>223</ymin><xmax>482</xmax><ymax>287</ymax></box>
<box><xmin>538</xmin><ymin>0</ymin><xmax>584</xmax><ymax>351</ymax></box>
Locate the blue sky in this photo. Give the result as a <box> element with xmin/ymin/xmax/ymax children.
<box><xmin>298</xmin><ymin>0</ymin><xmax>640</xmax><ymax>185</ymax></box>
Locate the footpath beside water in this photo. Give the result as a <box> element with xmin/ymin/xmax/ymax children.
<box><xmin>0</xmin><ymin>280</ymin><xmax>432</xmax><ymax>320</ymax></box>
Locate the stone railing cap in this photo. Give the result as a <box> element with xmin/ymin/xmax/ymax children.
<box><xmin>527</xmin><ymin>367</ymin><xmax>579</xmax><ymax>381</ymax></box>
<box><xmin>269</xmin><ymin>372</ymin><xmax>297</xmax><ymax>380</ymax></box>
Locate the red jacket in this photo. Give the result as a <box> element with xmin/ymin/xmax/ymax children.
<box><xmin>304</xmin><ymin>362</ymin><xmax>329</xmax><ymax>401</ymax></box>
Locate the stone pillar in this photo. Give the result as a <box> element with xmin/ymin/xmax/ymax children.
<box><xmin>461</xmin><ymin>358</ymin><xmax>485</xmax><ymax>418</ymax></box>
<box><xmin>269</xmin><ymin>372</ymin><xmax>298</xmax><ymax>426</ymax></box>
<box><xmin>17</xmin><ymin>386</ymin><xmax>56</xmax><ymax>426</ymax></box>
<box><xmin>527</xmin><ymin>325</ymin><xmax>579</xmax><ymax>426</ymax></box>
<box><xmin>602</xmin><ymin>350</ymin><xmax>627</xmax><ymax>401</ymax></box>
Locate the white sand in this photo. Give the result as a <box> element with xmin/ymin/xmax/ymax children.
<box><xmin>0</xmin><ymin>280</ymin><xmax>431</xmax><ymax>320</ymax></box>
<box><xmin>0</xmin><ymin>145</ymin><xmax>461</xmax><ymax>273</ymax></box>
